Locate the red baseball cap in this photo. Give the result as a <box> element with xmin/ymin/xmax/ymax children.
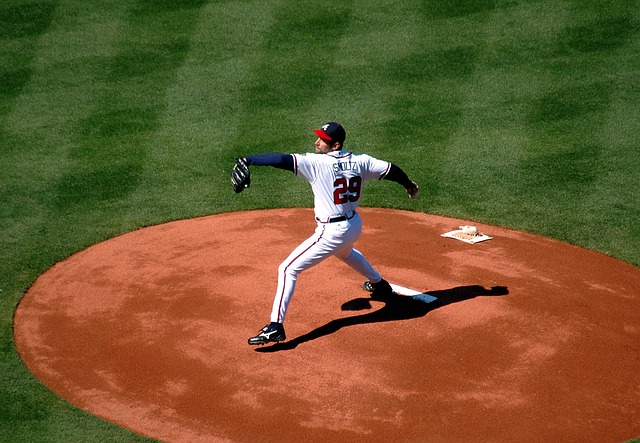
<box><xmin>313</xmin><ymin>122</ymin><xmax>346</xmax><ymax>144</ymax></box>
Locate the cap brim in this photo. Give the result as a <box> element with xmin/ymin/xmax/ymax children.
<box><xmin>313</xmin><ymin>129</ymin><xmax>332</xmax><ymax>141</ymax></box>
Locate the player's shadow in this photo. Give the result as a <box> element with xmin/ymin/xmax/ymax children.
<box><xmin>255</xmin><ymin>285</ymin><xmax>508</xmax><ymax>353</ymax></box>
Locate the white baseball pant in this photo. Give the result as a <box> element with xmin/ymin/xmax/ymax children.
<box><xmin>270</xmin><ymin>212</ymin><xmax>381</xmax><ymax>323</ymax></box>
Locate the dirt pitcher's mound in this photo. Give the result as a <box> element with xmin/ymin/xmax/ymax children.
<box><xmin>14</xmin><ymin>208</ymin><xmax>640</xmax><ymax>443</ymax></box>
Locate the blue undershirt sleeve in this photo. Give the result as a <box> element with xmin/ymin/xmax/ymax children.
<box><xmin>383</xmin><ymin>163</ymin><xmax>414</xmax><ymax>188</ymax></box>
<box><xmin>245</xmin><ymin>153</ymin><xmax>294</xmax><ymax>172</ymax></box>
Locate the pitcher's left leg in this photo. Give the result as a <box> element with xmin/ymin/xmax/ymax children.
<box><xmin>334</xmin><ymin>213</ymin><xmax>382</xmax><ymax>282</ymax></box>
<box><xmin>270</xmin><ymin>225</ymin><xmax>338</xmax><ymax>323</ymax></box>
<box><xmin>338</xmin><ymin>247</ymin><xmax>381</xmax><ymax>282</ymax></box>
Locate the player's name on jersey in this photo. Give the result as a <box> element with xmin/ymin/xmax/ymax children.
<box><xmin>333</xmin><ymin>161</ymin><xmax>357</xmax><ymax>173</ymax></box>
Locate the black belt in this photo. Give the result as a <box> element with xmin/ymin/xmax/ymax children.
<box><xmin>316</xmin><ymin>212</ymin><xmax>356</xmax><ymax>224</ymax></box>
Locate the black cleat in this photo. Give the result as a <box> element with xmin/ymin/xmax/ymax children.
<box><xmin>363</xmin><ymin>278</ymin><xmax>394</xmax><ymax>299</ymax></box>
<box><xmin>248</xmin><ymin>322</ymin><xmax>286</xmax><ymax>345</ymax></box>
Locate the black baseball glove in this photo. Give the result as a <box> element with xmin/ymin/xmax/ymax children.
<box><xmin>231</xmin><ymin>157</ymin><xmax>251</xmax><ymax>193</ymax></box>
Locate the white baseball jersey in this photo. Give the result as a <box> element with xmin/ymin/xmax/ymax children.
<box><xmin>292</xmin><ymin>150</ymin><xmax>391</xmax><ymax>221</ymax></box>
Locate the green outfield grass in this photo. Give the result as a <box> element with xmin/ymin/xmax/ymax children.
<box><xmin>1</xmin><ymin>0</ymin><xmax>638</xmax><ymax>441</ymax></box>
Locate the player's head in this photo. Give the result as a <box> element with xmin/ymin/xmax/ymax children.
<box><xmin>313</xmin><ymin>122</ymin><xmax>346</xmax><ymax>150</ymax></box>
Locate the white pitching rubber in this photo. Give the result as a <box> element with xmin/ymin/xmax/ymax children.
<box><xmin>389</xmin><ymin>283</ymin><xmax>438</xmax><ymax>303</ymax></box>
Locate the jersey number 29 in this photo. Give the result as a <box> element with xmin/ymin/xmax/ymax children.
<box><xmin>333</xmin><ymin>176</ymin><xmax>362</xmax><ymax>204</ymax></box>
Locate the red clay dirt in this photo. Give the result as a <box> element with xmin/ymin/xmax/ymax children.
<box><xmin>14</xmin><ymin>208</ymin><xmax>640</xmax><ymax>443</ymax></box>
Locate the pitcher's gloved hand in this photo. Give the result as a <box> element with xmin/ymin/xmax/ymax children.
<box><xmin>231</xmin><ymin>157</ymin><xmax>251</xmax><ymax>193</ymax></box>
<box><xmin>405</xmin><ymin>181</ymin><xmax>419</xmax><ymax>199</ymax></box>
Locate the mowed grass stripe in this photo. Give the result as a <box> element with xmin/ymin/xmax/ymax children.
<box><xmin>232</xmin><ymin>1</ymin><xmax>354</xmax><ymax>146</ymax></box>
<box><xmin>0</xmin><ymin>2</ymin><xmax>55</xmax><ymax>122</ymax></box>
<box><xmin>563</xmin><ymin>5</ymin><xmax>640</xmax><ymax>260</ymax></box>
<box><xmin>30</xmin><ymin>0</ymin><xmax>209</xmax><ymax>249</ymax></box>
<box><xmin>434</xmin><ymin>1</ymin><xmax>577</xmax><ymax>220</ymax></box>
<box><xmin>126</xmin><ymin>1</ymin><xmax>310</xmax><ymax>216</ymax></box>
<box><xmin>506</xmin><ymin>3</ymin><xmax>639</xmax><ymax>256</ymax></box>
<box><xmin>1</xmin><ymin>1</ymin><xmax>134</xmax><ymax>283</ymax></box>
<box><xmin>53</xmin><ymin>1</ymin><xmax>206</xmax><ymax>212</ymax></box>
<box><xmin>123</xmin><ymin>1</ymin><xmax>289</xmax><ymax>217</ymax></box>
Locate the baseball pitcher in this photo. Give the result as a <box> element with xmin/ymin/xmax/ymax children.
<box><xmin>232</xmin><ymin>122</ymin><xmax>419</xmax><ymax>345</ymax></box>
